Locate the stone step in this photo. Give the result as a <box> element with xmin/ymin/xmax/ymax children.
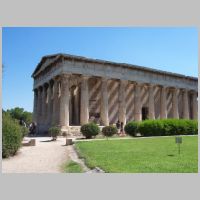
<box><xmin>61</xmin><ymin>125</ymin><xmax>105</xmax><ymax>138</ymax></box>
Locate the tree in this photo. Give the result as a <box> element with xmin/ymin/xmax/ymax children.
<box><xmin>6</xmin><ymin>107</ymin><xmax>33</xmax><ymax>125</ymax></box>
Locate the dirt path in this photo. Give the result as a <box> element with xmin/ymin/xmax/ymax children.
<box><xmin>2</xmin><ymin>137</ymin><xmax>69</xmax><ymax>173</ymax></box>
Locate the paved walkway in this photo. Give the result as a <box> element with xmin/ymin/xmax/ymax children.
<box><xmin>2</xmin><ymin>137</ymin><xmax>69</xmax><ymax>173</ymax></box>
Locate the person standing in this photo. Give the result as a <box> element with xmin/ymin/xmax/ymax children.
<box><xmin>116</xmin><ymin>120</ymin><xmax>120</xmax><ymax>135</ymax></box>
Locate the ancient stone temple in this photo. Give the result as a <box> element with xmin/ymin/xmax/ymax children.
<box><xmin>32</xmin><ymin>54</ymin><xmax>198</xmax><ymax>134</ymax></box>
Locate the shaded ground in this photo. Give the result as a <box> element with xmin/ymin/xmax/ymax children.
<box><xmin>2</xmin><ymin>137</ymin><xmax>69</xmax><ymax>173</ymax></box>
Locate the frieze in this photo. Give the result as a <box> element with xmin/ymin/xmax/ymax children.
<box><xmin>33</xmin><ymin>59</ymin><xmax>198</xmax><ymax>91</ymax></box>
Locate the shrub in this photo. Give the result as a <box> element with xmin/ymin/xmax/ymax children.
<box><xmin>102</xmin><ymin>125</ymin><xmax>118</xmax><ymax>137</ymax></box>
<box><xmin>124</xmin><ymin>121</ymin><xmax>140</xmax><ymax>136</ymax></box>
<box><xmin>137</xmin><ymin>119</ymin><xmax>198</xmax><ymax>137</ymax></box>
<box><xmin>2</xmin><ymin>112</ymin><xmax>23</xmax><ymax>158</ymax></box>
<box><xmin>21</xmin><ymin>126</ymin><xmax>29</xmax><ymax>138</ymax></box>
<box><xmin>138</xmin><ymin>120</ymin><xmax>164</xmax><ymax>136</ymax></box>
<box><xmin>80</xmin><ymin>123</ymin><xmax>100</xmax><ymax>139</ymax></box>
<box><xmin>49</xmin><ymin>126</ymin><xmax>61</xmax><ymax>140</ymax></box>
<box><xmin>184</xmin><ymin>119</ymin><xmax>198</xmax><ymax>135</ymax></box>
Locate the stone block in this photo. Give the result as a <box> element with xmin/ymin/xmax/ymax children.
<box><xmin>66</xmin><ymin>138</ymin><xmax>73</xmax><ymax>146</ymax></box>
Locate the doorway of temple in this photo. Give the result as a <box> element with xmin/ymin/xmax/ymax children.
<box><xmin>69</xmin><ymin>85</ymin><xmax>80</xmax><ymax>125</ymax></box>
<box><xmin>142</xmin><ymin>107</ymin><xmax>149</xmax><ymax>120</ymax></box>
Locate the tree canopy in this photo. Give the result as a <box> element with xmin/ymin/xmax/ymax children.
<box><xmin>6</xmin><ymin>107</ymin><xmax>33</xmax><ymax>125</ymax></box>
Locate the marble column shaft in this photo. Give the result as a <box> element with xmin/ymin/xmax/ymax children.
<box><xmin>183</xmin><ymin>89</ymin><xmax>189</xmax><ymax>119</ymax></box>
<box><xmin>119</xmin><ymin>80</ymin><xmax>127</xmax><ymax>124</ymax></box>
<box><xmin>160</xmin><ymin>86</ymin><xmax>167</xmax><ymax>119</ymax></box>
<box><xmin>33</xmin><ymin>89</ymin><xmax>38</xmax><ymax>122</ymax></box>
<box><xmin>80</xmin><ymin>76</ymin><xmax>89</xmax><ymax>125</ymax></box>
<box><xmin>134</xmin><ymin>83</ymin><xmax>142</xmax><ymax>121</ymax></box>
<box><xmin>74</xmin><ymin>87</ymin><xmax>80</xmax><ymax>125</ymax></box>
<box><xmin>100</xmin><ymin>78</ymin><xmax>109</xmax><ymax>126</ymax></box>
<box><xmin>47</xmin><ymin>83</ymin><xmax>52</xmax><ymax>125</ymax></box>
<box><xmin>172</xmin><ymin>88</ymin><xmax>179</xmax><ymax>119</ymax></box>
<box><xmin>148</xmin><ymin>84</ymin><xmax>155</xmax><ymax>119</ymax></box>
<box><xmin>52</xmin><ymin>78</ymin><xmax>59</xmax><ymax>125</ymax></box>
<box><xmin>192</xmin><ymin>91</ymin><xmax>198</xmax><ymax>119</ymax></box>
<box><xmin>59</xmin><ymin>74</ymin><xmax>70</xmax><ymax>127</ymax></box>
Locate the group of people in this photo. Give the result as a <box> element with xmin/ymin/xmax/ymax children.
<box><xmin>19</xmin><ymin>118</ymin><xmax>37</xmax><ymax>136</ymax></box>
<box><xmin>116</xmin><ymin>120</ymin><xmax>126</xmax><ymax>136</ymax></box>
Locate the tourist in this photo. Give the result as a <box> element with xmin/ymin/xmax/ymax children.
<box><xmin>29</xmin><ymin>122</ymin><xmax>36</xmax><ymax>136</ymax></box>
<box><xmin>116</xmin><ymin>120</ymin><xmax>120</xmax><ymax>134</ymax></box>
<box><xmin>19</xmin><ymin>117</ymin><xmax>26</xmax><ymax>127</ymax></box>
<box><xmin>120</xmin><ymin>122</ymin><xmax>126</xmax><ymax>136</ymax></box>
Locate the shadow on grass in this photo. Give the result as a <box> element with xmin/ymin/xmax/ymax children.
<box><xmin>167</xmin><ymin>154</ymin><xmax>175</xmax><ymax>157</ymax></box>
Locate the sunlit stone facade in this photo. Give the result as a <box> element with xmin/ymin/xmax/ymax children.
<box><xmin>32</xmin><ymin>54</ymin><xmax>198</xmax><ymax>134</ymax></box>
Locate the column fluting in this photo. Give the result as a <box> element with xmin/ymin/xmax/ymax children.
<box><xmin>119</xmin><ymin>80</ymin><xmax>127</xmax><ymax>124</ymax></box>
<box><xmin>191</xmin><ymin>91</ymin><xmax>198</xmax><ymax>119</ymax></box>
<box><xmin>183</xmin><ymin>89</ymin><xmax>189</xmax><ymax>119</ymax></box>
<box><xmin>172</xmin><ymin>88</ymin><xmax>179</xmax><ymax>119</ymax></box>
<box><xmin>59</xmin><ymin>74</ymin><xmax>70</xmax><ymax>128</ymax></box>
<box><xmin>100</xmin><ymin>77</ymin><xmax>109</xmax><ymax>126</ymax></box>
<box><xmin>134</xmin><ymin>83</ymin><xmax>142</xmax><ymax>121</ymax></box>
<box><xmin>80</xmin><ymin>75</ymin><xmax>89</xmax><ymax>125</ymax></box>
<box><xmin>148</xmin><ymin>84</ymin><xmax>155</xmax><ymax>119</ymax></box>
<box><xmin>160</xmin><ymin>86</ymin><xmax>167</xmax><ymax>119</ymax></box>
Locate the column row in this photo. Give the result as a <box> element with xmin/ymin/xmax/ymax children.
<box><xmin>33</xmin><ymin>75</ymin><xmax>198</xmax><ymax>129</ymax></box>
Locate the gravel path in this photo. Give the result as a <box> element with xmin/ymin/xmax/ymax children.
<box><xmin>2</xmin><ymin>137</ymin><xmax>69</xmax><ymax>173</ymax></box>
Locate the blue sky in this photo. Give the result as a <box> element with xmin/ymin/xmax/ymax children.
<box><xmin>2</xmin><ymin>27</ymin><xmax>198</xmax><ymax>112</ymax></box>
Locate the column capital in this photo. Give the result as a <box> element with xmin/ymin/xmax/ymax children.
<box><xmin>146</xmin><ymin>83</ymin><xmax>155</xmax><ymax>88</ymax></box>
<box><xmin>120</xmin><ymin>79</ymin><xmax>128</xmax><ymax>85</ymax></box>
<box><xmin>34</xmin><ymin>88</ymin><xmax>38</xmax><ymax>93</ymax></box>
<box><xmin>60</xmin><ymin>73</ymin><xmax>71</xmax><ymax>79</ymax></box>
<box><xmin>101</xmin><ymin>77</ymin><xmax>108</xmax><ymax>82</ymax></box>
<box><xmin>133</xmin><ymin>82</ymin><xmax>143</xmax><ymax>87</ymax></box>
<box><xmin>53</xmin><ymin>75</ymin><xmax>61</xmax><ymax>82</ymax></box>
<box><xmin>81</xmin><ymin>75</ymin><xmax>90</xmax><ymax>80</ymax></box>
<box><xmin>190</xmin><ymin>90</ymin><xmax>198</xmax><ymax>95</ymax></box>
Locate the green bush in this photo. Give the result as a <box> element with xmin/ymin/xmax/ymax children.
<box><xmin>102</xmin><ymin>125</ymin><xmax>118</xmax><ymax>137</ymax></box>
<box><xmin>21</xmin><ymin>126</ymin><xmax>29</xmax><ymax>138</ymax></box>
<box><xmin>80</xmin><ymin>123</ymin><xmax>100</xmax><ymax>139</ymax></box>
<box><xmin>49</xmin><ymin>126</ymin><xmax>61</xmax><ymax>140</ymax></box>
<box><xmin>138</xmin><ymin>120</ymin><xmax>164</xmax><ymax>136</ymax></box>
<box><xmin>124</xmin><ymin>121</ymin><xmax>140</xmax><ymax>136</ymax></box>
<box><xmin>2</xmin><ymin>112</ymin><xmax>23</xmax><ymax>158</ymax></box>
<box><xmin>137</xmin><ymin>119</ymin><xmax>198</xmax><ymax>137</ymax></box>
<box><xmin>184</xmin><ymin>120</ymin><xmax>198</xmax><ymax>135</ymax></box>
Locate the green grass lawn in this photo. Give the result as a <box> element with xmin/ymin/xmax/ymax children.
<box><xmin>61</xmin><ymin>160</ymin><xmax>83</xmax><ymax>173</ymax></box>
<box><xmin>75</xmin><ymin>136</ymin><xmax>198</xmax><ymax>173</ymax></box>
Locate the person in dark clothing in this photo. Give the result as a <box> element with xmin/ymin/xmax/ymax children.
<box><xmin>19</xmin><ymin>117</ymin><xmax>26</xmax><ymax>127</ymax></box>
<box><xmin>29</xmin><ymin>122</ymin><xmax>36</xmax><ymax>136</ymax></box>
<box><xmin>120</xmin><ymin>122</ymin><xmax>124</xmax><ymax>134</ymax></box>
<box><xmin>116</xmin><ymin>120</ymin><xmax>120</xmax><ymax>134</ymax></box>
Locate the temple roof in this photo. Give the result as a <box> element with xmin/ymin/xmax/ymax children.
<box><xmin>32</xmin><ymin>53</ymin><xmax>198</xmax><ymax>81</ymax></box>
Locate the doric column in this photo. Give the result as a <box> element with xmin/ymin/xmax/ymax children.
<box><xmin>52</xmin><ymin>77</ymin><xmax>60</xmax><ymax>125</ymax></box>
<box><xmin>74</xmin><ymin>87</ymin><xmax>80</xmax><ymax>125</ymax></box>
<box><xmin>46</xmin><ymin>82</ymin><xmax>52</xmax><ymax>126</ymax></box>
<box><xmin>160</xmin><ymin>86</ymin><xmax>167</xmax><ymax>119</ymax></box>
<box><xmin>191</xmin><ymin>91</ymin><xmax>198</xmax><ymax>119</ymax></box>
<box><xmin>134</xmin><ymin>83</ymin><xmax>142</xmax><ymax>121</ymax></box>
<box><xmin>183</xmin><ymin>89</ymin><xmax>189</xmax><ymax>119</ymax></box>
<box><xmin>59</xmin><ymin>74</ymin><xmax>70</xmax><ymax>128</ymax></box>
<box><xmin>148</xmin><ymin>84</ymin><xmax>155</xmax><ymax>119</ymax></box>
<box><xmin>172</xmin><ymin>88</ymin><xmax>179</xmax><ymax>119</ymax></box>
<box><xmin>100</xmin><ymin>77</ymin><xmax>109</xmax><ymax>126</ymax></box>
<box><xmin>41</xmin><ymin>85</ymin><xmax>46</xmax><ymax>124</ymax></box>
<box><xmin>119</xmin><ymin>80</ymin><xmax>127</xmax><ymax>124</ymax></box>
<box><xmin>33</xmin><ymin>89</ymin><xmax>38</xmax><ymax>122</ymax></box>
<box><xmin>80</xmin><ymin>75</ymin><xmax>89</xmax><ymax>125</ymax></box>
<box><xmin>42</xmin><ymin>85</ymin><xmax>48</xmax><ymax>125</ymax></box>
<box><xmin>37</xmin><ymin>87</ymin><xmax>42</xmax><ymax>123</ymax></box>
